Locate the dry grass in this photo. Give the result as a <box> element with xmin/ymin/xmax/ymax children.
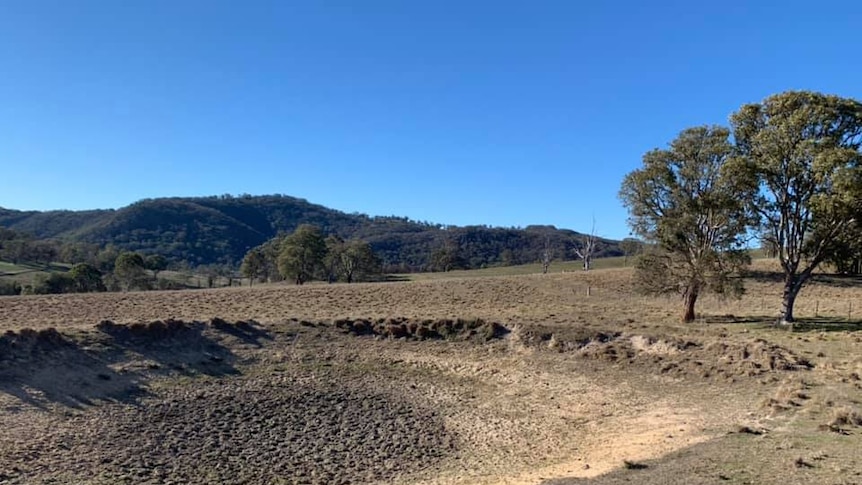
<box><xmin>1</xmin><ymin>259</ymin><xmax>862</xmax><ymax>484</ymax></box>
<box><xmin>4</xmin><ymin>258</ymin><xmax>857</xmax><ymax>332</ymax></box>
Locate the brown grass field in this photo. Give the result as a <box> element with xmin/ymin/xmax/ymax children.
<box><xmin>1</xmin><ymin>258</ymin><xmax>862</xmax><ymax>484</ymax></box>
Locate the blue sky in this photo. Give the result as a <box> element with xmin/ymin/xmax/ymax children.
<box><xmin>1</xmin><ymin>1</ymin><xmax>860</xmax><ymax>240</ymax></box>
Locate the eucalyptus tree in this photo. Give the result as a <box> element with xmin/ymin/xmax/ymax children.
<box><xmin>826</xmin><ymin>220</ymin><xmax>862</xmax><ymax>275</ymax></box>
<box><xmin>619</xmin><ymin>238</ymin><xmax>643</xmax><ymax>266</ymax></box>
<box><xmin>69</xmin><ymin>263</ymin><xmax>106</xmax><ymax>293</ymax></box>
<box><xmin>144</xmin><ymin>254</ymin><xmax>168</xmax><ymax>280</ymax></box>
<box><xmin>324</xmin><ymin>236</ymin><xmax>380</xmax><ymax>283</ymax></box>
<box><xmin>277</xmin><ymin>224</ymin><xmax>327</xmax><ymax>285</ymax></box>
<box><xmin>730</xmin><ymin>91</ymin><xmax>862</xmax><ymax>322</ymax></box>
<box><xmin>620</xmin><ymin>126</ymin><xmax>755</xmax><ymax>322</ymax></box>
<box><xmin>240</xmin><ymin>247</ymin><xmax>266</xmax><ymax>286</ymax></box>
<box><xmin>114</xmin><ymin>252</ymin><xmax>148</xmax><ymax>291</ymax></box>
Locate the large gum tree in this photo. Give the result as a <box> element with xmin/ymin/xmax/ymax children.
<box><xmin>730</xmin><ymin>91</ymin><xmax>862</xmax><ymax>323</ymax></box>
<box><xmin>620</xmin><ymin>126</ymin><xmax>755</xmax><ymax>322</ymax></box>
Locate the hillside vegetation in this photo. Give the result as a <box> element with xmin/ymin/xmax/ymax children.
<box><xmin>0</xmin><ymin>194</ymin><xmax>621</xmax><ymax>270</ymax></box>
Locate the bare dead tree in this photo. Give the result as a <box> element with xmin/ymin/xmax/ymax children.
<box><xmin>574</xmin><ymin>218</ymin><xmax>597</xmax><ymax>271</ymax></box>
<box><xmin>541</xmin><ymin>236</ymin><xmax>553</xmax><ymax>274</ymax></box>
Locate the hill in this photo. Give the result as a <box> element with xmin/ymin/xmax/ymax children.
<box><xmin>0</xmin><ymin>194</ymin><xmax>622</xmax><ymax>269</ymax></box>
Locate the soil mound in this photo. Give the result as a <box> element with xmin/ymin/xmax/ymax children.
<box><xmin>0</xmin><ymin>318</ymin><xmax>267</xmax><ymax>408</ymax></box>
<box><xmin>96</xmin><ymin>318</ymin><xmax>199</xmax><ymax>341</ymax></box>
<box><xmin>0</xmin><ymin>327</ymin><xmax>70</xmax><ymax>361</ymax></box>
<box><xmin>702</xmin><ymin>339</ymin><xmax>813</xmax><ymax>374</ymax></box>
<box><xmin>334</xmin><ymin>317</ymin><xmax>509</xmax><ymax>342</ymax></box>
<box><xmin>95</xmin><ymin>317</ymin><xmax>261</xmax><ymax>343</ymax></box>
<box><xmin>519</xmin><ymin>328</ymin><xmax>812</xmax><ymax>379</ymax></box>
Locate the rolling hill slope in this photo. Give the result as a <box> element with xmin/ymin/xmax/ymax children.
<box><xmin>0</xmin><ymin>194</ymin><xmax>622</xmax><ymax>269</ymax></box>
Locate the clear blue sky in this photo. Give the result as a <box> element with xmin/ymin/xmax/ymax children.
<box><xmin>1</xmin><ymin>1</ymin><xmax>860</xmax><ymax>240</ymax></box>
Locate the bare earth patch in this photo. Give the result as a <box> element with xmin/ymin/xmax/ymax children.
<box><xmin>1</xmin><ymin>264</ymin><xmax>860</xmax><ymax>484</ymax></box>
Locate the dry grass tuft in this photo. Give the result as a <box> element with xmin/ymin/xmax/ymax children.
<box><xmin>735</xmin><ymin>425</ymin><xmax>765</xmax><ymax>435</ymax></box>
<box><xmin>623</xmin><ymin>460</ymin><xmax>649</xmax><ymax>470</ymax></box>
<box><xmin>828</xmin><ymin>406</ymin><xmax>862</xmax><ymax>428</ymax></box>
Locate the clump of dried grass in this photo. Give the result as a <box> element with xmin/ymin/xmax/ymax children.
<box><xmin>827</xmin><ymin>406</ymin><xmax>862</xmax><ymax>428</ymax></box>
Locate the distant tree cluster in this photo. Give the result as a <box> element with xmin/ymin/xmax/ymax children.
<box><xmin>0</xmin><ymin>227</ymin><xmax>59</xmax><ymax>266</ymax></box>
<box><xmin>0</xmin><ymin>227</ymin><xmax>186</xmax><ymax>295</ymax></box>
<box><xmin>621</xmin><ymin>91</ymin><xmax>862</xmax><ymax>323</ymax></box>
<box><xmin>241</xmin><ymin>224</ymin><xmax>382</xmax><ymax>285</ymax></box>
<box><xmin>18</xmin><ymin>251</ymin><xmax>180</xmax><ymax>295</ymax></box>
<box><xmin>398</xmin><ymin>225</ymin><xmax>621</xmax><ymax>273</ymax></box>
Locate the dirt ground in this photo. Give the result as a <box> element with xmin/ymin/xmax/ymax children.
<box><xmin>1</xmin><ymin>262</ymin><xmax>861</xmax><ymax>484</ymax></box>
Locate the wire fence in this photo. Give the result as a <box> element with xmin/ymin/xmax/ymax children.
<box><xmin>538</xmin><ymin>276</ymin><xmax>860</xmax><ymax>325</ymax></box>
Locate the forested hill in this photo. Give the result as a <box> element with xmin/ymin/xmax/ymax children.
<box><xmin>0</xmin><ymin>194</ymin><xmax>621</xmax><ymax>270</ymax></box>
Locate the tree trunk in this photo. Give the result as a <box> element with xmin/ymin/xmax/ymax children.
<box><xmin>682</xmin><ymin>289</ymin><xmax>698</xmax><ymax>323</ymax></box>
<box><xmin>780</xmin><ymin>277</ymin><xmax>802</xmax><ymax>324</ymax></box>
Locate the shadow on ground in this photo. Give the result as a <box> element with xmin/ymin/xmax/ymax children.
<box><xmin>784</xmin><ymin>317</ymin><xmax>862</xmax><ymax>333</ymax></box>
<box><xmin>700</xmin><ymin>314</ymin><xmax>777</xmax><ymax>325</ymax></box>
<box><xmin>700</xmin><ymin>314</ymin><xmax>862</xmax><ymax>333</ymax></box>
<box><xmin>0</xmin><ymin>319</ymin><xmax>271</xmax><ymax>409</ymax></box>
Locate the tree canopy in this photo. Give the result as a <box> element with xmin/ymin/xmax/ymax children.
<box><xmin>277</xmin><ymin>225</ymin><xmax>328</xmax><ymax>285</ymax></box>
<box><xmin>114</xmin><ymin>252</ymin><xmax>148</xmax><ymax>291</ymax></box>
<box><xmin>69</xmin><ymin>263</ymin><xmax>106</xmax><ymax>293</ymax></box>
<box><xmin>730</xmin><ymin>91</ymin><xmax>862</xmax><ymax>322</ymax></box>
<box><xmin>331</xmin><ymin>238</ymin><xmax>382</xmax><ymax>283</ymax></box>
<box><xmin>144</xmin><ymin>254</ymin><xmax>168</xmax><ymax>279</ymax></box>
<box><xmin>620</xmin><ymin>125</ymin><xmax>755</xmax><ymax>322</ymax></box>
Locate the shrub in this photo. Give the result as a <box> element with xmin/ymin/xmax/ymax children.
<box><xmin>156</xmin><ymin>278</ymin><xmax>184</xmax><ymax>290</ymax></box>
<box><xmin>0</xmin><ymin>280</ymin><xmax>21</xmax><ymax>296</ymax></box>
<box><xmin>31</xmin><ymin>273</ymin><xmax>76</xmax><ymax>294</ymax></box>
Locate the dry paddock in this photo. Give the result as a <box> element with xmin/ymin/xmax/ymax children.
<box><xmin>1</xmin><ymin>263</ymin><xmax>861</xmax><ymax>484</ymax></box>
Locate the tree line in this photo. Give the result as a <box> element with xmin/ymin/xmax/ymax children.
<box><xmin>240</xmin><ymin>224</ymin><xmax>382</xmax><ymax>285</ymax></box>
<box><xmin>1</xmin><ymin>219</ymin><xmax>623</xmax><ymax>295</ymax></box>
<box><xmin>239</xmin><ymin>221</ymin><xmax>626</xmax><ymax>284</ymax></box>
<box><xmin>0</xmin><ymin>226</ymin><xmax>202</xmax><ymax>295</ymax></box>
<box><xmin>621</xmin><ymin>90</ymin><xmax>862</xmax><ymax>323</ymax></box>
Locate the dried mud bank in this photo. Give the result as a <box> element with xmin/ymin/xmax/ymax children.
<box><xmin>0</xmin><ymin>319</ymin><xmax>460</xmax><ymax>484</ymax></box>
<box><xmin>510</xmin><ymin>326</ymin><xmax>814</xmax><ymax>379</ymax></box>
<box><xmin>0</xmin><ymin>317</ymin><xmax>816</xmax><ymax>485</ymax></box>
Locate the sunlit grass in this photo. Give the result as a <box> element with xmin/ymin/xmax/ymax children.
<box><xmin>405</xmin><ymin>256</ymin><xmax>630</xmax><ymax>281</ymax></box>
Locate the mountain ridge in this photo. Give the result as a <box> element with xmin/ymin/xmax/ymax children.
<box><xmin>0</xmin><ymin>194</ymin><xmax>622</xmax><ymax>270</ymax></box>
